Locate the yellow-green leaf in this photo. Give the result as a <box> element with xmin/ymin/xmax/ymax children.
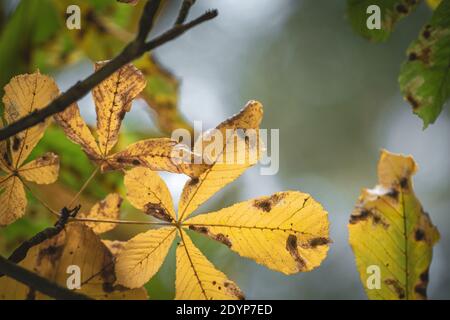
<box><xmin>348</xmin><ymin>150</ymin><xmax>440</xmax><ymax>300</ymax></box>
<box><xmin>186</xmin><ymin>191</ymin><xmax>330</xmax><ymax>274</ymax></box>
<box><xmin>176</xmin><ymin>229</ymin><xmax>244</xmax><ymax>300</ymax></box>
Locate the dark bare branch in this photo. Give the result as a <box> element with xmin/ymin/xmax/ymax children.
<box><xmin>0</xmin><ymin>255</ymin><xmax>92</xmax><ymax>300</ymax></box>
<box><xmin>175</xmin><ymin>0</ymin><xmax>196</xmax><ymax>25</ymax></box>
<box><xmin>0</xmin><ymin>1</ymin><xmax>218</xmax><ymax>142</ymax></box>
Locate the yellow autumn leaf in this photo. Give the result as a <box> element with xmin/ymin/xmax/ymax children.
<box><xmin>186</xmin><ymin>191</ymin><xmax>330</xmax><ymax>274</ymax></box>
<box><xmin>0</xmin><ymin>73</ymin><xmax>61</xmax><ymax>226</ymax></box>
<box><xmin>54</xmin><ymin>63</ymin><xmax>191</xmax><ymax>175</ymax></box>
<box><xmin>18</xmin><ymin>152</ymin><xmax>59</xmax><ymax>184</ymax></box>
<box><xmin>115</xmin><ymin>227</ymin><xmax>177</xmax><ymax>289</ymax></box>
<box><xmin>114</xmin><ymin>100</ymin><xmax>330</xmax><ymax>300</ymax></box>
<box><xmin>124</xmin><ymin>167</ymin><xmax>176</xmax><ymax>222</ymax></box>
<box><xmin>178</xmin><ymin>100</ymin><xmax>264</xmax><ymax>221</ymax></box>
<box><xmin>176</xmin><ymin>229</ymin><xmax>244</xmax><ymax>300</ymax></box>
<box><xmin>2</xmin><ymin>71</ymin><xmax>59</xmax><ymax>167</ymax></box>
<box><xmin>78</xmin><ymin>193</ymin><xmax>122</xmax><ymax>234</ymax></box>
<box><xmin>54</xmin><ymin>103</ymin><xmax>101</xmax><ymax>158</ymax></box>
<box><xmin>102</xmin><ymin>138</ymin><xmax>192</xmax><ymax>175</ymax></box>
<box><xmin>93</xmin><ymin>61</ymin><xmax>146</xmax><ymax>156</ymax></box>
<box><xmin>348</xmin><ymin>150</ymin><xmax>440</xmax><ymax>300</ymax></box>
<box><xmin>0</xmin><ymin>223</ymin><xmax>148</xmax><ymax>300</ymax></box>
<box><xmin>0</xmin><ymin>176</ymin><xmax>26</xmax><ymax>226</ymax></box>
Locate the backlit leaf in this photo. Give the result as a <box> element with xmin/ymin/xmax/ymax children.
<box><xmin>102</xmin><ymin>138</ymin><xmax>188</xmax><ymax>175</ymax></box>
<box><xmin>399</xmin><ymin>0</ymin><xmax>450</xmax><ymax>127</ymax></box>
<box><xmin>115</xmin><ymin>227</ymin><xmax>177</xmax><ymax>289</ymax></box>
<box><xmin>186</xmin><ymin>191</ymin><xmax>330</xmax><ymax>274</ymax></box>
<box><xmin>3</xmin><ymin>71</ymin><xmax>59</xmax><ymax>167</ymax></box>
<box><xmin>178</xmin><ymin>101</ymin><xmax>263</xmax><ymax>221</ymax></box>
<box><xmin>0</xmin><ymin>176</ymin><xmax>26</xmax><ymax>227</ymax></box>
<box><xmin>79</xmin><ymin>193</ymin><xmax>122</xmax><ymax>234</ymax></box>
<box><xmin>124</xmin><ymin>167</ymin><xmax>176</xmax><ymax>222</ymax></box>
<box><xmin>93</xmin><ymin>61</ymin><xmax>146</xmax><ymax>155</ymax></box>
<box><xmin>176</xmin><ymin>229</ymin><xmax>244</xmax><ymax>300</ymax></box>
<box><xmin>0</xmin><ymin>223</ymin><xmax>148</xmax><ymax>300</ymax></box>
<box><xmin>18</xmin><ymin>152</ymin><xmax>59</xmax><ymax>184</ymax></box>
<box><xmin>54</xmin><ymin>103</ymin><xmax>101</xmax><ymax>159</ymax></box>
<box><xmin>348</xmin><ymin>150</ymin><xmax>440</xmax><ymax>300</ymax></box>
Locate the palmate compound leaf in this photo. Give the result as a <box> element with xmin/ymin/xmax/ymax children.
<box><xmin>114</xmin><ymin>101</ymin><xmax>331</xmax><ymax>299</ymax></box>
<box><xmin>347</xmin><ymin>0</ymin><xmax>421</xmax><ymax>42</ymax></box>
<box><xmin>348</xmin><ymin>150</ymin><xmax>439</xmax><ymax>300</ymax></box>
<box><xmin>399</xmin><ymin>0</ymin><xmax>450</xmax><ymax>127</ymax></box>
<box><xmin>78</xmin><ymin>193</ymin><xmax>122</xmax><ymax>234</ymax></box>
<box><xmin>0</xmin><ymin>71</ymin><xmax>60</xmax><ymax>226</ymax></box>
<box><xmin>0</xmin><ymin>223</ymin><xmax>148</xmax><ymax>300</ymax></box>
<box><xmin>54</xmin><ymin>62</ymin><xmax>194</xmax><ymax>176</ymax></box>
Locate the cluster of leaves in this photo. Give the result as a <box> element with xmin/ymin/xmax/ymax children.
<box><xmin>347</xmin><ymin>0</ymin><xmax>450</xmax><ymax>127</ymax></box>
<box><xmin>0</xmin><ymin>62</ymin><xmax>331</xmax><ymax>300</ymax></box>
<box><xmin>0</xmin><ymin>0</ymin><xmax>442</xmax><ymax>301</ymax></box>
<box><xmin>0</xmin><ymin>0</ymin><xmax>190</xmax><ymax>134</ymax></box>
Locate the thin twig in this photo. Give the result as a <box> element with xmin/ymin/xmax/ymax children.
<box><xmin>0</xmin><ymin>255</ymin><xmax>91</xmax><ymax>300</ymax></box>
<box><xmin>68</xmin><ymin>166</ymin><xmax>99</xmax><ymax>208</ymax></box>
<box><xmin>175</xmin><ymin>0</ymin><xmax>196</xmax><ymax>25</ymax></box>
<box><xmin>1</xmin><ymin>206</ymin><xmax>81</xmax><ymax>270</ymax></box>
<box><xmin>0</xmin><ymin>1</ymin><xmax>218</xmax><ymax>142</ymax></box>
<box><xmin>70</xmin><ymin>216</ymin><xmax>174</xmax><ymax>226</ymax></box>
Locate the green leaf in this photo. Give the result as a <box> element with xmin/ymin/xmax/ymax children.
<box><xmin>347</xmin><ymin>0</ymin><xmax>421</xmax><ymax>42</ymax></box>
<box><xmin>399</xmin><ymin>0</ymin><xmax>450</xmax><ymax>127</ymax></box>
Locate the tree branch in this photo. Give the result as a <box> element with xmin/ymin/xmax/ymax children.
<box><xmin>0</xmin><ymin>0</ymin><xmax>218</xmax><ymax>141</ymax></box>
<box><xmin>0</xmin><ymin>255</ymin><xmax>92</xmax><ymax>300</ymax></box>
<box><xmin>2</xmin><ymin>206</ymin><xmax>80</xmax><ymax>270</ymax></box>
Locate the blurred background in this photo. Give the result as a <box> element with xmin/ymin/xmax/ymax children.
<box><xmin>0</xmin><ymin>0</ymin><xmax>448</xmax><ymax>299</ymax></box>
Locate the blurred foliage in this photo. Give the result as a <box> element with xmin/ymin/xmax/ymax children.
<box><xmin>347</xmin><ymin>0</ymin><xmax>420</xmax><ymax>42</ymax></box>
<box><xmin>347</xmin><ymin>0</ymin><xmax>449</xmax><ymax>126</ymax></box>
<box><xmin>399</xmin><ymin>0</ymin><xmax>450</xmax><ymax>127</ymax></box>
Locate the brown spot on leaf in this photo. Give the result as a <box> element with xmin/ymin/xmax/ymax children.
<box><xmin>384</xmin><ymin>279</ymin><xmax>405</xmax><ymax>299</ymax></box>
<box><xmin>188</xmin><ymin>225</ymin><xmax>232</xmax><ymax>248</ymax></box>
<box><xmin>144</xmin><ymin>203</ymin><xmax>173</xmax><ymax>222</ymax></box>
<box><xmin>12</xmin><ymin>136</ymin><xmax>21</xmax><ymax>151</ymax></box>
<box><xmin>415</xmin><ymin>228</ymin><xmax>425</xmax><ymax>241</ymax></box>
<box><xmin>131</xmin><ymin>159</ymin><xmax>141</xmax><ymax>166</ymax></box>
<box><xmin>387</xmin><ymin>189</ymin><xmax>399</xmax><ymax>201</ymax></box>
<box><xmin>286</xmin><ymin>234</ymin><xmax>307</xmax><ymax>271</ymax></box>
<box><xmin>350</xmin><ymin>209</ymin><xmax>389</xmax><ymax>228</ymax></box>
<box><xmin>224</xmin><ymin>281</ymin><xmax>245</xmax><ymax>300</ymax></box>
<box><xmin>308</xmin><ymin>237</ymin><xmax>331</xmax><ymax>248</ymax></box>
<box><xmin>399</xmin><ymin>177</ymin><xmax>409</xmax><ymax>190</ymax></box>
<box><xmin>188</xmin><ymin>177</ymin><xmax>199</xmax><ymax>186</ymax></box>
<box><xmin>406</xmin><ymin>94</ymin><xmax>420</xmax><ymax>110</ymax></box>
<box><xmin>37</xmin><ymin>245</ymin><xmax>64</xmax><ymax>266</ymax></box>
<box><xmin>253</xmin><ymin>193</ymin><xmax>285</xmax><ymax>212</ymax></box>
